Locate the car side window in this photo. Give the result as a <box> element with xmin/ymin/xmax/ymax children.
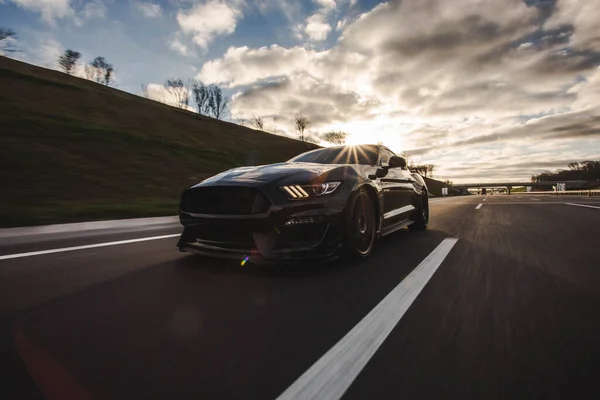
<box><xmin>379</xmin><ymin>149</ymin><xmax>395</xmax><ymax>166</ymax></box>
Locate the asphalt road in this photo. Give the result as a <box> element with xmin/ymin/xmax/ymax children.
<box><xmin>1</xmin><ymin>194</ymin><xmax>600</xmax><ymax>399</ymax></box>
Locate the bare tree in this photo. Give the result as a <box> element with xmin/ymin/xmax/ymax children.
<box><xmin>294</xmin><ymin>112</ymin><xmax>311</xmax><ymax>141</ymax></box>
<box><xmin>322</xmin><ymin>131</ymin><xmax>348</xmax><ymax>145</ymax></box>
<box><xmin>0</xmin><ymin>28</ymin><xmax>19</xmax><ymax>53</ymax></box>
<box><xmin>165</xmin><ymin>78</ymin><xmax>190</xmax><ymax>109</ymax></box>
<box><xmin>567</xmin><ymin>162</ymin><xmax>580</xmax><ymax>171</ymax></box>
<box><xmin>250</xmin><ymin>115</ymin><xmax>265</xmax><ymax>131</ymax></box>
<box><xmin>426</xmin><ymin>164</ymin><xmax>435</xmax><ymax>178</ymax></box>
<box><xmin>84</xmin><ymin>64</ymin><xmax>95</xmax><ymax>80</ymax></box>
<box><xmin>58</xmin><ymin>49</ymin><xmax>81</xmax><ymax>75</ymax></box>
<box><xmin>192</xmin><ymin>81</ymin><xmax>211</xmax><ymax>115</ymax></box>
<box><xmin>410</xmin><ymin>164</ymin><xmax>430</xmax><ymax>177</ymax></box>
<box><xmin>208</xmin><ymin>84</ymin><xmax>228</xmax><ymax>120</ymax></box>
<box><xmin>272</xmin><ymin>116</ymin><xmax>280</xmax><ymax>134</ymax></box>
<box><xmin>86</xmin><ymin>56</ymin><xmax>114</xmax><ymax>85</ymax></box>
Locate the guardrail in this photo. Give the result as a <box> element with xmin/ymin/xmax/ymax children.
<box><xmin>517</xmin><ymin>190</ymin><xmax>600</xmax><ymax>196</ymax></box>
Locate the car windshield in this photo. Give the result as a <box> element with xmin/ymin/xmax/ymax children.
<box><xmin>289</xmin><ymin>145</ymin><xmax>379</xmax><ymax>165</ymax></box>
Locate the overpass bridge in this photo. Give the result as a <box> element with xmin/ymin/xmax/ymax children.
<box><xmin>450</xmin><ymin>180</ymin><xmax>587</xmax><ymax>194</ymax></box>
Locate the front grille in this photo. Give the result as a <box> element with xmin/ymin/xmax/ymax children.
<box><xmin>181</xmin><ymin>186</ymin><xmax>271</xmax><ymax>215</ymax></box>
<box><xmin>188</xmin><ymin>220</ymin><xmax>256</xmax><ymax>248</ymax></box>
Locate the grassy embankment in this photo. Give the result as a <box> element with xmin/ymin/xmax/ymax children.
<box><xmin>0</xmin><ymin>57</ymin><xmax>318</xmax><ymax>228</ymax></box>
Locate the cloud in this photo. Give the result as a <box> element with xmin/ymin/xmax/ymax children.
<box><xmin>135</xmin><ymin>1</ymin><xmax>162</xmax><ymax>18</ymax></box>
<box><xmin>254</xmin><ymin>0</ymin><xmax>301</xmax><ymax>22</ymax></box>
<box><xmin>73</xmin><ymin>0</ymin><xmax>107</xmax><ymax>25</ymax></box>
<box><xmin>8</xmin><ymin>0</ymin><xmax>108</xmax><ymax>25</ymax></box>
<box><xmin>8</xmin><ymin>0</ymin><xmax>74</xmax><ymax>25</ymax></box>
<box><xmin>8</xmin><ymin>36</ymin><xmax>64</xmax><ymax>69</ymax></box>
<box><xmin>545</xmin><ymin>0</ymin><xmax>600</xmax><ymax>50</ymax></box>
<box><xmin>196</xmin><ymin>0</ymin><xmax>600</xmax><ymax>170</ymax></box>
<box><xmin>305</xmin><ymin>13</ymin><xmax>332</xmax><ymax>41</ymax></box>
<box><xmin>81</xmin><ymin>0</ymin><xmax>106</xmax><ymax>19</ymax></box>
<box><xmin>168</xmin><ymin>35</ymin><xmax>190</xmax><ymax>56</ymax></box>
<box><xmin>300</xmin><ymin>0</ymin><xmax>338</xmax><ymax>41</ymax></box>
<box><xmin>176</xmin><ymin>0</ymin><xmax>241</xmax><ymax>49</ymax></box>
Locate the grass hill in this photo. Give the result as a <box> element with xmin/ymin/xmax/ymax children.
<box><xmin>0</xmin><ymin>56</ymin><xmax>318</xmax><ymax>228</ymax></box>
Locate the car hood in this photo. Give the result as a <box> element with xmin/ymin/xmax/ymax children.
<box><xmin>195</xmin><ymin>162</ymin><xmax>341</xmax><ymax>186</ymax></box>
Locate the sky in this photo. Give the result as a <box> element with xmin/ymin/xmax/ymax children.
<box><xmin>1</xmin><ymin>0</ymin><xmax>600</xmax><ymax>183</ymax></box>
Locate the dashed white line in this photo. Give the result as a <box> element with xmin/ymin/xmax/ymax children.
<box><xmin>0</xmin><ymin>234</ymin><xmax>181</xmax><ymax>261</ymax></box>
<box><xmin>565</xmin><ymin>203</ymin><xmax>600</xmax><ymax>210</ymax></box>
<box><xmin>276</xmin><ymin>238</ymin><xmax>459</xmax><ymax>400</ymax></box>
<box><xmin>475</xmin><ymin>203</ymin><xmax>483</xmax><ymax>210</ymax></box>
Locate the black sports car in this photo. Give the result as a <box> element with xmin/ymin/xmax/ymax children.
<box><xmin>177</xmin><ymin>144</ymin><xmax>429</xmax><ymax>264</ymax></box>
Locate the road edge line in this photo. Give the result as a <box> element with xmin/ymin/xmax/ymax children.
<box><xmin>565</xmin><ymin>203</ymin><xmax>600</xmax><ymax>210</ymax></box>
<box><xmin>0</xmin><ymin>234</ymin><xmax>181</xmax><ymax>261</ymax></box>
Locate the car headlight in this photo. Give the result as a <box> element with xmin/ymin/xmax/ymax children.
<box><xmin>280</xmin><ymin>182</ymin><xmax>342</xmax><ymax>199</ymax></box>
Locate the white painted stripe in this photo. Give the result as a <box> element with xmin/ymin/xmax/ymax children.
<box><xmin>0</xmin><ymin>234</ymin><xmax>180</xmax><ymax>261</ymax></box>
<box><xmin>475</xmin><ymin>203</ymin><xmax>483</xmax><ymax>210</ymax></box>
<box><xmin>0</xmin><ymin>216</ymin><xmax>179</xmax><ymax>239</ymax></box>
<box><xmin>530</xmin><ymin>198</ymin><xmax>540</xmax><ymax>201</ymax></box>
<box><xmin>383</xmin><ymin>205</ymin><xmax>415</xmax><ymax>219</ymax></box>
<box><xmin>565</xmin><ymin>203</ymin><xmax>600</xmax><ymax>210</ymax></box>
<box><xmin>276</xmin><ymin>238</ymin><xmax>459</xmax><ymax>400</ymax></box>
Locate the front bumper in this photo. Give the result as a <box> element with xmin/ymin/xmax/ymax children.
<box><xmin>177</xmin><ymin>199</ymin><xmax>346</xmax><ymax>264</ymax></box>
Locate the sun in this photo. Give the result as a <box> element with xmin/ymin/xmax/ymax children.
<box><xmin>328</xmin><ymin>118</ymin><xmax>407</xmax><ymax>154</ymax></box>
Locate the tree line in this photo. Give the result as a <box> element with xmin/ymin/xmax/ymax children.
<box><xmin>531</xmin><ymin>160</ymin><xmax>600</xmax><ymax>182</ymax></box>
<box><xmin>141</xmin><ymin>78</ymin><xmax>228</xmax><ymax>120</ymax></box>
<box><xmin>58</xmin><ymin>49</ymin><xmax>115</xmax><ymax>86</ymax></box>
<box><xmin>247</xmin><ymin>112</ymin><xmax>349</xmax><ymax>145</ymax></box>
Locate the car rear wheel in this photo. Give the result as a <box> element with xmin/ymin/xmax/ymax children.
<box><xmin>343</xmin><ymin>190</ymin><xmax>376</xmax><ymax>259</ymax></box>
<box><xmin>409</xmin><ymin>193</ymin><xmax>429</xmax><ymax>231</ymax></box>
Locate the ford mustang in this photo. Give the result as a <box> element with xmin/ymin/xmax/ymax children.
<box><xmin>177</xmin><ymin>144</ymin><xmax>429</xmax><ymax>264</ymax></box>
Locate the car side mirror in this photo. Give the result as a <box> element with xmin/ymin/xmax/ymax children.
<box><xmin>388</xmin><ymin>156</ymin><xmax>407</xmax><ymax>169</ymax></box>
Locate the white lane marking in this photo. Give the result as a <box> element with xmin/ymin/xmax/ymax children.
<box><xmin>475</xmin><ymin>203</ymin><xmax>483</xmax><ymax>210</ymax></box>
<box><xmin>276</xmin><ymin>238</ymin><xmax>459</xmax><ymax>400</ymax></box>
<box><xmin>0</xmin><ymin>234</ymin><xmax>180</xmax><ymax>261</ymax></box>
<box><xmin>565</xmin><ymin>203</ymin><xmax>600</xmax><ymax>210</ymax></box>
<box><xmin>383</xmin><ymin>205</ymin><xmax>415</xmax><ymax>220</ymax></box>
<box><xmin>530</xmin><ymin>198</ymin><xmax>540</xmax><ymax>201</ymax></box>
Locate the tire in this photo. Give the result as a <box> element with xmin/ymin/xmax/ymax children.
<box><xmin>409</xmin><ymin>193</ymin><xmax>429</xmax><ymax>231</ymax></box>
<box><xmin>343</xmin><ymin>190</ymin><xmax>376</xmax><ymax>259</ymax></box>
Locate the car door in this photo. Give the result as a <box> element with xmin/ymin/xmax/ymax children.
<box><xmin>376</xmin><ymin>148</ymin><xmax>399</xmax><ymax>227</ymax></box>
<box><xmin>379</xmin><ymin>148</ymin><xmax>415</xmax><ymax>226</ymax></box>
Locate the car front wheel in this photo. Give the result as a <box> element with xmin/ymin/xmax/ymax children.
<box><xmin>343</xmin><ymin>190</ymin><xmax>376</xmax><ymax>259</ymax></box>
<box><xmin>409</xmin><ymin>193</ymin><xmax>429</xmax><ymax>231</ymax></box>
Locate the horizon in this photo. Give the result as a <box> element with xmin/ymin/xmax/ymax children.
<box><xmin>1</xmin><ymin>0</ymin><xmax>599</xmax><ymax>183</ymax></box>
